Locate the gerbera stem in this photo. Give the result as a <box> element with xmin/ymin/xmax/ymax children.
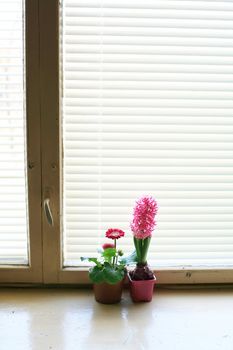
<box><xmin>113</xmin><ymin>239</ymin><xmax>117</xmax><ymax>266</ymax></box>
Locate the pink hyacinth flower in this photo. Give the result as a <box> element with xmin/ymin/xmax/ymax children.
<box><xmin>131</xmin><ymin>196</ymin><xmax>158</xmax><ymax>239</ymax></box>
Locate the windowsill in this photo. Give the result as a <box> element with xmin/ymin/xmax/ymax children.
<box><xmin>0</xmin><ymin>287</ymin><xmax>233</xmax><ymax>349</ymax></box>
<box><xmin>59</xmin><ymin>267</ymin><xmax>233</xmax><ymax>284</ymax></box>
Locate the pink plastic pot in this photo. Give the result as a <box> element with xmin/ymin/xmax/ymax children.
<box><xmin>128</xmin><ymin>273</ymin><xmax>156</xmax><ymax>302</ymax></box>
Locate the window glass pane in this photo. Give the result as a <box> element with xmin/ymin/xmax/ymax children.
<box><xmin>62</xmin><ymin>0</ymin><xmax>233</xmax><ymax>268</ymax></box>
<box><xmin>0</xmin><ymin>0</ymin><xmax>28</xmax><ymax>265</ymax></box>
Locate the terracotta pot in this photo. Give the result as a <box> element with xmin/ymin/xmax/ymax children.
<box><xmin>128</xmin><ymin>273</ymin><xmax>156</xmax><ymax>302</ymax></box>
<box><xmin>93</xmin><ymin>279</ymin><xmax>124</xmax><ymax>304</ymax></box>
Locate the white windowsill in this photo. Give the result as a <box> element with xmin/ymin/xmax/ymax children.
<box><xmin>0</xmin><ymin>287</ymin><xmax>233</xmax><ymax>350</ymax></box>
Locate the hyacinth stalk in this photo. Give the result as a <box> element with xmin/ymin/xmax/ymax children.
<box><xmin>133</xmin><ymin>236</ymin><xmax>151</xmax><ymax>265</ymax></box>
<box><xmin>131</xmin><ymin>196</ymin><xmax>158</xmax><ymax>265</ymax></box>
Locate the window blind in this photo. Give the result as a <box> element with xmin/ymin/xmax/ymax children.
<box><xmin>62</xmin><ymin>0</ymin><xmax>233</xmax><ymax>268</ymax></box>
<box><xmin>0</xmin><ymin>1</ymin><xmax>28</xmax><ymax>265</ymax></box>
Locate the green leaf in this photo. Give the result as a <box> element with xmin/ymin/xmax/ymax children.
<box><xmin>88</xmin><ymin>258</ymin><xmax>102</xmax><ymax>267</ymax></box>
<box><xmin>103</xmin><ymin>264</ymin><xmax>125</xmax><ymax>284</ymax></box>
<box><xmin>119</xmin><ymin>250</ymin><xmax>138</xmax><ymax>266</ymax></box>
<box><xmin>89</xmin><ymin>266</ymin><xmax>104</xmax><ymax>284</ymax></box>
<box><xmin>81</xmin><ymin>256</ymin><xmax>97</xmax><ymax>262</ymax></box>
<box><xmin>102</xmin><ymin>248</ymin><xmax>117</xmax><ymax>264</ymax></box>
<box><xmin>141</xmin><ymin>237</ymin><xmax>151</xmax><ymax>264</ymax></box>
<box><xmin>102</xmin><ymin>248</ymin><xmax>116</xmax><ymax>258</ymax></box>
<box><xmin>133</xmin><ymin>237</ymin><xmax>142</xmax><ymax>262</ymax></box>
<box><xmin>81</xmin><ymin>256</ymin><xmax>102</xmax><ymax>267</ymax></box>
<box><xmin>80</xmin><ymin>256</ymin><xmax>89</xmax><ymax>261</ymax></box>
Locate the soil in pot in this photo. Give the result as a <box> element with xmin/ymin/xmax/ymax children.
<box><xmin>129</xmin><ymin>262</ymin><xmax>154</xmax><ymax>281</ymax></box>
<box><xmin>93</xmin><ymin>279</ymin><xmax>124</xmax><ymax>304</ymax></box>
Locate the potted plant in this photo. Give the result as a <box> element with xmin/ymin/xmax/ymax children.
<box><xmin>81</xmin><ymin>228</ymin><xmax>127</xmax><ymax>304</ymax></box>
<box><xmin>128</xmin><ymin>196</ymin><xmax>158</xmax><ymax>302</ymax></box>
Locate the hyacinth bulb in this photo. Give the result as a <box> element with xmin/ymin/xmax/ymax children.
<box><xmin>131</xmin><ymin>196</ymin><xmax>158</xmax><ymax>239</ymax></box>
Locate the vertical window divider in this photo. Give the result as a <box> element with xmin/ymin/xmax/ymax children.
<box><xmin>25</xmin><ymin>0</ymin><xmax>43</xmax><ymax>282</ymax></box>
<box><xmin>39</xmin><ymin>0</ymin><xmax>61</xmax><ymax>283</ymax></box>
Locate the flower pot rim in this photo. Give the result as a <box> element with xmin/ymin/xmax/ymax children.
<box><xmin>127</xmin><ymin>272</ymin><xmax>156</xmax><ymax>284</ymax></box>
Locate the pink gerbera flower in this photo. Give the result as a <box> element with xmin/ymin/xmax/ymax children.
<box><xmin>102</xmin><ymin>243</ymin><xmax>115</xmax><ymax>250</ymax></box>
<box><xmin>106</xmin><ymin>228</ymin><xmax>125</xmax><ymax>240</ymax></box>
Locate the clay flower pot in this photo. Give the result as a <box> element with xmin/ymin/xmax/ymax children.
<box><xmin>93</xmin><ymin>279</ymin><xmax>124</xmax><ymax>304</ymax></box>
<box><xmin>128</xmin><ymin>273</ymin><xmax>156</xmax><ymax>302</ymax></box>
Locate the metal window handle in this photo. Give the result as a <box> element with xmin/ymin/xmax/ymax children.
<box><xmin>44</xmin><ymin>198</ymin><xmax>54</xmax><ymax>226</ymax></box>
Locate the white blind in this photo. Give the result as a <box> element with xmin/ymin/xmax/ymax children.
<box><xmin>62</xmin><ymin>0</ymin><xmax>233</xmax><ymax>268</ymax></box>
<box><xmin>0</xmin><ymin>0</ymin><xmax>28</xmax><ymax>265</ymax></box>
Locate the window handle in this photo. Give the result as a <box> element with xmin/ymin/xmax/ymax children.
<box><xmin>44</xmin><ymin>198</ymin><xmax>54</xmax><ymax>226</ymax></box>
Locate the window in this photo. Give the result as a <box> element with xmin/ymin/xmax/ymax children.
<box><xmin>1</xmin><ymin>0</ymin><xmax>233</xmax><ymax>284</ymax></box>
<box><xmin>61</xmin><ymin>0</ymin><xmax>233</xmax><ymax>280</ymax></box>
<box><xmin>0</xmin><ymin>0</ymin><xmax>42</xmax><ymax>283</ymax></box>
<box><xmin>0</xmin><ymin>0</ymin><xmax>28</xmax><ymax>265</ymax></box>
